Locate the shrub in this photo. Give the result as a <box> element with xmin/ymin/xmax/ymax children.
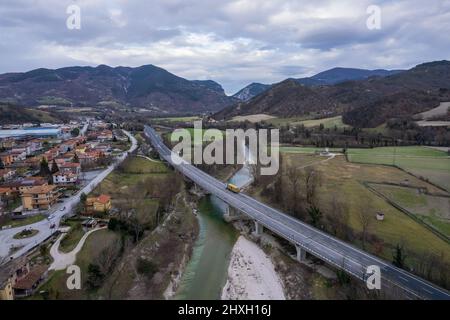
<box><xmin>136</xmin><ymin>258</ymin><xmax>158</xmax><ymax>279</ymax></box>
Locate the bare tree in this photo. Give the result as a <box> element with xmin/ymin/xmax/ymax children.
<box><xmin>304</xmin><ymin>167</ymin><xmax>321</xmax><ymax>207</ymax></box>
<box><xmin>326</xmin><ymin>196</ymin><xmax>349</xmax><ymax>239</ymax></box>
<box><xmin>96</xmin><ymin>242</ymin><xmax>121</xmax><ymax>276</ymax></box>
<box><xmin>284</xmin><ymin>166</ymin><xmax>303</xmax><ymax>216</ymax></box>
<box><xmin>358</xmin><ymin>210</ymin><xmax>373</xmax><ymax>250</ymax></box>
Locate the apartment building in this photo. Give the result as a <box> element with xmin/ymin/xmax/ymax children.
<box><xmin>21</xmin><ymin>185</ymin><xmax>60</xmax><ymax>211</ymax></box>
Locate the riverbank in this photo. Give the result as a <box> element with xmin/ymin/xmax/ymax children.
<box><xmin>221</xmin><ymin>236</ymin><xmax>285</xmax><ymax>300</ymax></box>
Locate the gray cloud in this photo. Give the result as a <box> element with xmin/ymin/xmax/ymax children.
<box><xmin>0</xmin><ymin>0</ymin><xmax>449</xmax><ymax>94</ymax></box>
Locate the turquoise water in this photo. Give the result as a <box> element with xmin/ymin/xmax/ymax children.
<box><xmin>174</xmin><ymin>196</ymin><xmax>238</xmax><ymax>299</ymax></box>
<box><xmin>174</xmin><ymin>144</ymin><xmax>254</xmax><ymax>299</ymax></box>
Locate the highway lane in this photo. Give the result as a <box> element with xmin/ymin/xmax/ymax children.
<box><xmin>0</xmin><ymin>130</ymin><xmax>137</xmax><ymax>264</ymax></box>
<box><xmin>144</xmin><ymin>125</ymin><xmax>450</xmax><ymax>300</ymax></box>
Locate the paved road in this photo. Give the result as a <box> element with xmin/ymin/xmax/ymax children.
<box><xmin>0</xmin><ymin>130</ymin><xmax>137</xmax><ymax>264</ymax></box>
<box><xmin>144</xmin><ymin>125</ymin><xmax>450</xmax><ymax>300</ymax></box>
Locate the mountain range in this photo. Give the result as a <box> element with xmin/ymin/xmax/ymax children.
<box><xmin>219</xmin><ymin>61</ymin><xmax>450</xmax><ymax>127</ymax></box>
<box><xmin>232</xmin><ymin>68</ymin><xmax>402</xmax><ymax>101</ymax></box>
<box><xmin>0</xmin><ymin>64</ymin><xmax>236</xmax><ymax>115</ymax></box>
<box><xmin>1</xmin><ymin>61</ymin><xmax>448</xmax><ymax>128</ymax></box>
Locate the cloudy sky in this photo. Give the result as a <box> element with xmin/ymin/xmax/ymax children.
<box><xmin>0</xmin><ymin>0</ymin><xmax>449</xmax><ymax>94</ymax></box>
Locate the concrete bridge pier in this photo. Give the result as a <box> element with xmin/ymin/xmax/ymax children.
<box><xmin>224</xmin><ymin>205</ymin><xmax>241</xmax><ymax>221</ymax></box>
<box><xmin>295</xmin><ymin>245</ymin><xmax>307</xmax><ymax>262</ymax></box>
<box><xmin>254</xmin><ymin>221</ymin><xmax>264</xmax><ymax>236</ymax></box>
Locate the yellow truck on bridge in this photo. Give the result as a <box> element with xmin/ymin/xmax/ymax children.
<box><xmin>226</xmin><ymin>183</ymin><xmax>240</xmax><ymax>193</ymax></box>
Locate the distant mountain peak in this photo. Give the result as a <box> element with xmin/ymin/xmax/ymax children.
<box><xmin>0</xmin><ymin>64</ymin><xmax>235</xmax><ymax>115</ymax></box>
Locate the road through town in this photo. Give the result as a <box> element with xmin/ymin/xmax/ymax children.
<box><xmin>0</xmin><ymin>130</ymin><xmax>137</xmax><ymax>264</ymax></box>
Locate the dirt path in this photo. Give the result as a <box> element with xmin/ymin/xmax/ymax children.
<box><xmin>49</xmin><ymin>227</ymin><xmax>106</xmax><ymax>271</ymax></box>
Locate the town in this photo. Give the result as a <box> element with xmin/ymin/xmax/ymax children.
<box><xmin>0</xmin><ymin>119</ymin><xmax>135</xmax><ymax>299</ymax></box>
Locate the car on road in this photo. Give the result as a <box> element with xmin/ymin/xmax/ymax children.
<box><xmin>50</xmin><ymin>223</ymin><xmax>56</xmax><ymax>229</ymax></box>
<box><xmin>60</xmin><ymin>206</ymin><xmax>66</xmax><ymax>211</ymax></box>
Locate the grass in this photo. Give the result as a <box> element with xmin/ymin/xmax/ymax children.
<box><xmin>346</xmin><ymin>146</ymin><xmax>450</xmax><ymax>191</ymax></box>
<box><xmin>152</xmin><ymin>116</ymin><xmax>202</xmax><ymax>123</ymax></box>
<box><xmin>370</xmin><ymin>184</ymin><xmax>450</xmax><ymax>238</ymax></box>
<box><xmin>279</xmin><ymin>146</ymin><xmax>344</xmax><ymax>154</ymax></box>
<box><xmin>59</xmin><ymin>221</ymin><xmax>84</xmax><ymax>253</ymax></box>
<box><xmin>13</xmin><ymin>229</ymin><xmax>39</xmax><ymax>239</ymax></box>
<box><xmin>91</xmin><ymin>156</ymin><xmax>168</xmax><ymax>228</ymax></box>
<box><xmin>170</xmin><ymin>127</ymin><xmax>225</xmax><ymax>145</ymax></box>
<box><xmin>229</xmin><ymin>114</ymin><xmax>276</xmax><ymax>123</ymax></box>
<box><xmin>0</xmin><ymin>214</ymin><xmax>46</xmax><ymax>228</ymax></box>
<box><xmin>32</xmin><ymin>229</ymin><xmax>120</xmax><ymax>300</ymax></box>
<box><xmin>120</xmin><ymin>156</ymin><xmax>167</xmax><ymax>174</ymax></box>
<box><xmin>262</xmin><ymin>116</ymin><xmax>310</xmax><ymax>127</ymax></box>
<box><xmin>260</xmin><ymin>115</ymin><xmax>350</xmax><ymax>129</ymax></box>
<box><xmin>277</xmin><ymin>153</ymin><xmax>450</xmax><ymax>266</ymax></box>
<box><xmin>297</xmin><ymin>116</ymin><xmax>350</xmax><ymax>129</ymax></box>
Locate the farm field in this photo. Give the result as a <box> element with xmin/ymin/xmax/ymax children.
<box><xmin>170</xmin><ymin>127</ymin><xmax>225</xmax><ymax>145</ymax></box>
<box><xmin>275</xmin><ymin>153</ymin><xmax>450</xmax><ymax>267</ymax></box>
<box><xmin>346</xmin><ymin>146</ymin><xmax>450</xmax><ymax>191</ymax></box>
<box><xmin>417</xmin><ymin>102</ymin><xmax>450</xmax><ymax>120</ymax></box>
<box><xmin>279</xmin><ymin>146</ymin><xmax>343</xmax><ymax>154</ymax></box>
<box><xmin>152</xmin><ymin>116</ymin><xmax>202</xmax><ymax>123</ymax></box>
<box><xmin>230</xmin><ymin>114</ymin><xmax>276</xmax><ymax>123</ymax></box>
<box><xmin>297</xmin><ymin>116</ymin><xmax>350</xmax><ymax>129</ymax></box>
<box><xmin>369</xmin><ymin>183</ymin><xmax>450</xmax><ymax>239</ymax></box>
<box><xmin>259</xmin><ymin>115</ymin><xmax>350</xmax><ymax>128</ymax></box>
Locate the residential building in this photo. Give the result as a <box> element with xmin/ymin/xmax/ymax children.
<box><xmin>21</xmin><ymin>185</ymin><xmax>60</xmax><ymax>211</ymax></box>
<box><xmin>86</xmin><ymin>194</ymin><xmax>111</xmax><ymax>213</ymax></box>
<box><xmin>2</xmin><ymin>177</ymin><xmax>49</xmax><ymax>194</ymax></box>
<box><xmin>0</xmin><ymin>138</ymin><xmax>16</xmax><ymax>149</ymax></box>
<box><xmin>9</xmin><ymin>150</ymin><xmax>26</xmax><ymax>162</ymax></box>
<box><xmin>52</xmin><ymin>172</ymin><xmax>78</xmax><ymax>185</ymax></box>
<box><xmin>58</xmin><ymin>162</ymin><xmax>81</xmax><ymax>175</ymax></box>
<box><xmin>0</xmin><ymin>169</ymin><xmax>16</xmax><ymax>181</ymax></box>
<box><xmin>12</xmin><ymin>265</ymin><xmax>48</xmax><ymax>298</ymax></box>
<box><xmin>0</xmin><ymin>257</ymin><xmax>48</xmax><ymax>299</ymax></box>
<box><xmin>0</xmin><ymin>257</ymin><xmax>28</xmax><ymax>300</ymax></box>
<box><xmin>59</xmin><ymin>140</ymin><xmax>77</xmax><ymax>153</ymax></box>
<box><xmin>0</xmin><ymin>153</ymin><xmax>14</xmax><ymax>166</ymax></box>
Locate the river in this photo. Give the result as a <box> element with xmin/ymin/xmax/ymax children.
<box><xmin>174</xmin><ymin>142</ymin><xmax>253</xmax><ymax>299</ymax></box>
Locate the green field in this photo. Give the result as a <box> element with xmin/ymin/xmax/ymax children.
<box><xmin>370</xmin><ymin>184</ymin><xmax>450</xmax><ymax>239</ymax></box>
<box><xmin>170</xmin><ymin>128</ymin><xmax>225</xmax><ymax>145</ymax></box>
<box><xmin>297</xmin><ymin>116</ymin><xmax>350</xmax><ymax>129</ymax></box>
<box><xmin>279</xmin><ymin>146</ymin><xmax>343</xmax><ymax>154</ymax></box>
<box><xmin>59</xmin><ymin>221</ymin><xmax>84</xmax><ymax>253</ymax></box>
<box><xmin>271</xmin><ymin>153</ymin><xmax>450</xmax><ymax>267</ymax></box>
<box><xmin>119</xmin><ymin>156</ymin><xmax>167</xmax><ymax>174</ymax></box>
<box><xmin>346</xmin><ymin>146</ymin><xmax>450</xmax><ymax>191</ymax></box>
<box><xmin>152</xmin><ymin>116</ymin><xmax>202</xmax><ymax>123</ymax></box>
<box><xmin>262</xmin><ymin>115</ymin><xmax>350</xmax><ymax>129</ymax></box>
